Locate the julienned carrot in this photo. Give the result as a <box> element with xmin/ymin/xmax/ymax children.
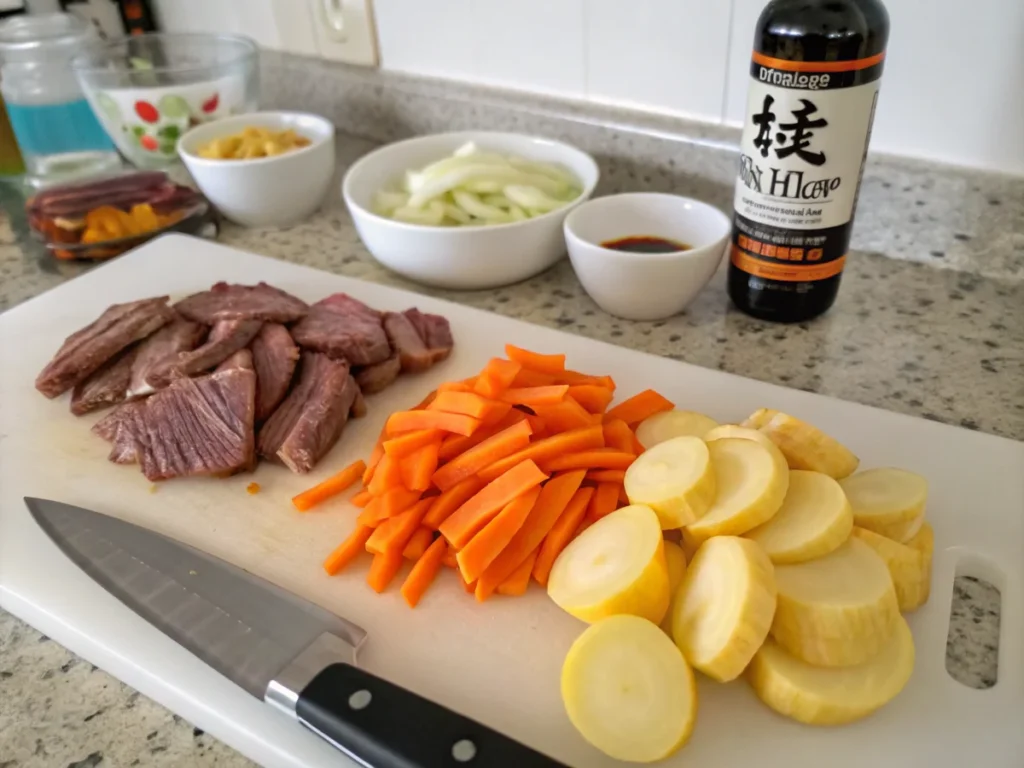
<box><xmin>589</xmin><ymin>469</ymin><xmax>627</xmax><ymax>484</ymax></box>
<box><xmin>605</xmin><ymin>388</ymin><xmax>674</xmax><ymax>425</ymax></box>
<box><xmin>437</xmin><ymin>379</ymin><xmax>475</xmax><ymax>393</ymax></box>
<box><xmin>456</xmin><ymin>486</ymin><xmax>541</xmax><ymax>583</ymax></box>
<box><xmin>532</xmin><ymin>487</ymin><xmax>595</xmax><ymax>586</ymax></box>
<box><xmin>386</xmin><ymin>409</ymin><xmax>481</xmax><ymax>437</ymax></box>
<box><xmin>367</xmin><ymin>453</ymin><xmax>402</xmax><ymax>496</ymax></box>
<box><xmin>603</xmin><ymin>419</ymin><xmax>635</xmax><ymax>454</ymax></box>
<box><xmin>474</xmin><ymin>358</ymin><xmax>522</xmax><ymax>398</ymax></box>
<box><xmin>511</xmin><ymin>368</ymin><xmax>558</xmax><ymax>388</ymax></box>
<box><xmin>401</xmin><ymin>537</ymin><xmax>448</xmax><ymax>607</ymax></box>
<box><xmin>365</xmin><ymin>517</ymin><xmax>397</xmax><ymax>554</ymax></box>
<box><xmin>560</xmin><ymin>371</ymin><xmax>616</xmax><ymax>391</ymax></box>
<box><xmin>429</xmin><ymin>390</ymin><xmax>511</xmax><ymax>423</ymax></box>
<box><xmin>439</xmin><ymin>460</ymin><xmax>549</xmax><ymax>548</ymax></box>
<box><xmin>362</xmin><ymin>441</ymin><xmax>385</xmax><ymax>485</ymax></box>
<box><xmin>351</xmin><ymin>489</ymin><xmax>373</xmax><ymax>508</ymax></box>
<box><xmin>422</xmin><ymin>475</ymin><xmax>486</xmax><ymax>530</ymax></box>
<box><xmin>498</xmin><ymin>385</ymin><xmax>569</xmax><ymax>407</ymax></box>
<box><xmin>431</xmin><ymin>419</ymin><xmax>533</xmax><ymax>492</ymax></box>
<box><xmin>403</xmin><ymin>527</ymin><xmax>435</xmax><ymax>560</ymax></box>
<box><xmin>400</xmin><ymin>442</ymin><xmax>440</xmax><ymax>492</ymax></box>
<box><xmin>497</xmin><ymin>549</ymin><xmax>538</xmax><ymax>596</ymax></box>
<box><xmin>367</xmin><ymin>498</ymin><xmax>433</xmax><ymax>554</ymax></box>
<box><xmin>437</xmin><ymin>409</ymin><xmax>527</xmax><ymax>462</ymax></box>
<box><xmin>476</xmin><ymin>425</ymin><xmax>605</xmax><ymax>482</ymax></box>
<box><xmin>568</xmin><ymin>385</ymin><xmax>614</xmax><ymax>414</ymax></box>
<box><xmin>457</xmin><ymin>569</ymin><xmax>476</xmax><ymax>593</ymax></box>
<box><xmin>524</xmin><ymin>413</ymin><xmax>548</xmax><ymax>439</ymax></box>
<box><xmin>587</xmin><ymin>481</ymin><xmax>620</xmax><ymax>522</ymax></box>
<box><xmin>443</xmin><ymin>544</ymin><xmax>459</xmax><ymax>569</ymax></box>
<box><xmin>475</xmin><ymin>469</ymin><xmax>586</xmax><ymax>601</ymax></box>
<box><xmin>542</xmin><ymin>450</ymin><xmax>636</xmax><ymax>473</ymax></box>
<box><xmin>379</xmin><ymin>486</ymin><xmax>422</xmax><ymax>518</ymax></box>
<box><xmin>367</xmin><ymin>548</ymin><xmax>405</xmax><ymax>593</ymax></box>
<box><xmin>505</xmin><ymin>344</ymin><xmax>566</xmax><ymax>375</ymax></box>
<box><xmin>383</xmin><ymin>429</ymin><xmax>442</xmax><ymax>458</ymax></box>
<box><xmin>323</xmin><ymin>525</ymin><xmax>373</xmax><ymax>575</ymax></box>
<box><xmin>291</xmin><ymin>459</ymin><xmax>367</xmax><ymax>511</ymax></box>
<box><xmin>532</xmin><ymin>399</ymin><xmax>597</xmax><ymax>434</ymax></box>
<box><xmin>356</xmin><ymin>498</ymin><xmax>387</xmax><ymax>527</ymax></box>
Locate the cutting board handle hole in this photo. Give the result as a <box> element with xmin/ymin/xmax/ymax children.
<box><xmin>944</xmin><ymin>558</ymin><xmax>1001</xmax><ymax>690</ymax></box>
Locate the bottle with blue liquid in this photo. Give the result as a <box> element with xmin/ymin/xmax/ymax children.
<box><xmin>0</xmin><ymin>13</ymin><xmax>119</xmax><ymax>185</ymax></box>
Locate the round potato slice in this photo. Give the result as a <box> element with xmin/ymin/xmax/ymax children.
<box><xmin>663</xmin><ymin>540</ymin><xmax>687</xmax><ymax>595</ymax></box>
<box><xmin>625</xmin><ymin>436</ymin><xmax>716</xmax><ymax>528</ymax></box>
<box><xmin>636</xmin><ymin>410</ymin><xmax>719</xmax><ymax>449</ymax></box>
<box><xmin>850</xmin><ymin>523</ymin><xmax>934</xmax><ymax>612</ymax></box>
<box><xmin>839</xmin><ymin>468</ymin><xmax>928</xmax><ymax>539</ymax></box>
<box><xmin>744</xmin><ymin>409</ymin><xmax>859</xmax><ymax>479</ymax></box>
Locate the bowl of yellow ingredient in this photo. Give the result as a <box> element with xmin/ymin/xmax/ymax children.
<box><xmin>178</xmin><ymin>111</ymin><xmax>335</xmax><ymax>227</ymax></box>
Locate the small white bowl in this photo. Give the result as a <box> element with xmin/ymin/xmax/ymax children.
<box><xmin>342</xmin><ymin>131</ymin><xmax>599</xmax><ymax>290</ymax></box>
<box><xmin>564</xmin><ymin>193</ymin><xmax>730</xmax><ymax>321</ymax></box>
<box><xmin>178</xmin><ymin>111</ymin><xmax>335</xmax><ymax>227</ymax></box>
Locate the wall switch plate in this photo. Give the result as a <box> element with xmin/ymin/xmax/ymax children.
<box><xmin>309</xmin><ymin>0</ymin><xmax>378</xmax><ymax>66</ymax></box>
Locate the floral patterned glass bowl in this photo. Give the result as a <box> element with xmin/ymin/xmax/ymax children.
<box><xmin>71</xmin><ymin>32</ymin><xmax>258</xmax><ymax>168</ymax></box>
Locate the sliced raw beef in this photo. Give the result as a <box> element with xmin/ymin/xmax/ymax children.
<box><xmin>404</xmin><ymin>308</ymin><xmax>454</xmax><ymax>365</ymax></box>
<box><xmin>174</xmin><ymin>282</ymin><xmax>308</xmax><ymax>324</ymax></box>
<box><xmin>146</xmin><ymin>318</ymin><xmax>262</xmax><ymax>388</ymax></box>
<box><xmin>250</xmin><ymin>323</ymin><xmax>299</xmax><ymax>422</ymax></box>
<box><xmin>93</xmin><ymin>366</ymin><xmax>256</xmax><ymax>480</ymax></box>
<box><xmin>126</xmin><ymin>315</ymin><xmax>206</xmax><ymax>398</ymax></box>
<box><xmin>290</xmin><ymin>293</ymin><xmax>390</xmax><ymax>366</ymax></box>
<box><xmin>258</xmin><ymin>352</ymin><xmax>359</xmax><ymax>473</ymax></box>
<box><xmin>383</xmin><ymin>312</ymin><xmax>433</xmax><ymax>372</ymax></box>
<box><xmin>215</xmin><ymin>348</ymin><xmax>254</xmax><ymax>373</ymax></box>
<box><xmin>70</xmin><ymin>346</ymin><xmax>137</xmax><ymax>416</ymax></box>
<box><xmin>36</xmin><ymin>296</ymin><xmax>174</xmax><ymax>398</ymax></box>
<box><xmin>354</xmin><ymin>352</ymin><xmax>402</xmax><ymax>394</ymax></box>
<box><xmin>350</xmin><ymin>388</ymin><xmax>367</xmax><ymax>419</ymax></box>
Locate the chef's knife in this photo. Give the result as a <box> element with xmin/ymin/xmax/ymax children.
<box><xmin>25</xmin><ymin>497</ymin><xmax>567</xmax><ymax>768</ymax></box>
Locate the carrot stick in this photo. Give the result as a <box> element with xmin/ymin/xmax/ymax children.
<box><xmin>422</xmin><ymin>475</ymin><xmax>486</xmax><ymax>530</ymax></box>
<box><xmin>291</xmin><ymin>459</ymin><xmax>367</xmax><ymax>512</ymax></box>
<box><xmin>323</xmin><ymin>525</ymin><xmax>373</xmax><ymax>575</ymax></box>
<box><xmin>439</xmin><ymin>460</ymin><xmax>549</xmax><ymax>548</ymax></box>
<box><xmin>456</xmin><ymin>486</ymin><xmax>541</xmax><ymax>583</ymax></box>
<box><xmin>386</xmin><ymin>410</ymin><xmax>481</xmax><ymax>437</ymax></box>
<box><xmin>367</xmin><ymin>548</ymin><xmax>405</xmax><ymax>593</ymax></box>
<box><xmin>431</xmin><ymin>419</ymin><xmax>533</xmax><ymax>492</ymax></box>
<box><xmin>498</xmin><ymin>385</ymin><xmax>569</xmax><ymax>407</ymax></box>
<box><xmin>356</xmin><ymin>498</ymin><xmax>387</xmax><ymax>527</ymax></box>
<box><xmin>603</xmin><ymin>419</ymin><xmax>636</xmax><ymax>454</ymax></box>
<box><xmin>559</xmin><ymin>371</ymin><xmax>616</xmax><ymax>391</ymax></box>
<box><xmin>542</xmin><ymin>450</ymin><xmax>636</xmax><ymax>473</ymax></box>
<box><xmin>401</xmin><ymin>537</ymin><xmax>448</xmax><ymax>608</ymax></box>
<box><xmin>588</xmin><ymin>469</ymin><xmax>627</xmax><ymax>484</ymax></box>
<box><xmin>362</xmin><ymin>441</ymin><xmax>385</xmax><ymax>485</ymax></box>
<box><xmin>532</xmin><ymin>399</ymin><xmax>597</xmax><ymax>434</ymax></box>
<box><xmin>365</xmin><ymin>517</ymin><xmax>397</xmax><ymax>554</ymax></box>
<box><xmin>443</xmin><ymin>543</ymin><xmax>459</xmax><ymax>569</ymax></box>
<box><xmin>437</xmin><ymin>409</ymin><xmax>527</xmax><ymax>462</ymax></box>
<box><xmin>429</xmin><ymin>390</ymin><xmax>511</xmax><ymax>424</ymax></box>
<box><xmin>587</xmin><ymin>481</ymin><xmax>620</xmax><ymax>521</ymax></box>
<box><xmin>457</xmin><ymin>569</ymin><xmax>476</xmax><ymax>593</ymax></box>
<box><xmin>437</xmin><ymin>380</ymin><xmax>474</xmax><ymax>393</ymax></box>
<box><xmin>511</xmin><ymin>368</ymin><xmax>558</xmax><ymax>388</ymax></box>
<box><xmin>605</xmin><ymin>389</ymin><xmax>674</xmax><ymax>425</ymax></box>
<box><xmin>532</xmin><ymin>487</ymin><xmax>595</xmax><ymax>586</ymax></box>
<box><xmin>498</xmin><ymin>549</ymin><xmax>539</xmax><ymax>596</ymax></box>
<box><xmin>367</xmin><ymin>498</ymin><xmax>433</xmax><ymax>554</ymax></box>
<box><xmin>505</xmin><ymin>344</ymin><xmax>566</xmax><ymax>374</ymax></box>
<box><xmin>367</xmin><ymin>453</ymin><xmax>402</xmax><ymax>496</ymax></box>
<box><xmin>475</xmin><ymin>469</ymin><xmax>586</xmax><ymax>601</ymax></box>
<box><xmin>383</xmin><ymin>429</ymin><xmax>443</xmax><ymax>459</ymax></box>
<box><xmin>474</xmin><ymin>358</ymin><xmax>522</xmax><ymax>398</ymax></box>
<box><xmin>402</xmin><ymin>526</ymin><xmax>435</xmax><ymax>560</ymax></box>
<box><xmin>568</xmin><ymin>385</ymin><xmax>614</xmax><ymax>414</ymax></box>
<box><xmin>524</xmin><ymin>413</ymin><xmax>548</xmax><ymax>439</ymax></box>
<box><xmin>477</xmin><ymin>425</ymin><xmax>605</xmax><ymax>482</ymax></box>
<box><xmin>351</xmin><ymin>489</ymin><xmax>373</xmax><ymax>508</ymax></box>
<box><xmin>412</xmin><ymin>390</ymin><xmax>439</xmax><ymax>409</ymax></box>
<box><xmin>379</xmin><ymin>486</ymin><xmax>422</xmax><ymax>518</ymax></box>
<box><xmin>399</xmin><ymin>442</ymin><xmax>440</xmax><ymax>492</ymax></box>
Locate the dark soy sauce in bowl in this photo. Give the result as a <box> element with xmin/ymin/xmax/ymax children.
<box><xmin>601</xmin><ymin>235</ymin><xmax>691</xmax><ymax>254</ymax></box>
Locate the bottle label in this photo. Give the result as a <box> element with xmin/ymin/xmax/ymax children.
<box><xmin>731</xmin><ymin>51</ymin><xmax>883</xmax><ymax>283</ymax></box>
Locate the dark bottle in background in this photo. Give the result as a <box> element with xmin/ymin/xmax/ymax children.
<box><xmin>728</xmin><ymin>0</ymin><xmax>889</xmax><ymax>323</ymax></box>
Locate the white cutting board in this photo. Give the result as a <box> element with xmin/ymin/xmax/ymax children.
<box><xmin>1</xmin><ymin>235</ymin><xmax>1021</xmax><ymax>768</ymax></box>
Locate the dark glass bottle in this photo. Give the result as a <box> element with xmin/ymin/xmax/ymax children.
<box><xmin>728</xmin><ymin>0</ymin><xmax>889</xmax><ymax>323</ymax></box>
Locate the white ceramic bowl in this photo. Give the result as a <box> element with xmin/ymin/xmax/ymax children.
<box><xmin>342</xmin><ymin>131</ymin><xmax>599</xmax><ymax>290</ymax></box>
<box><xmin>178</xmin><ymin>111</ymin><xmax>335</xmax><ymax>227</ymax></box>
<box><xmin>564</xmin><ymin>193</ymin><xmax>731</xmax><ymax>321</ymax></box>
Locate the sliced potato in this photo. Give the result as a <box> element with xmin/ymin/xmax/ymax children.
<box><xmin>663</xmin><ymin>540</ymin><xmax>687</xmax><ymax>595</ymax></box>
<box><xmin>684</xmin><ymin>437</ymin><xmax>789</xmax><ymax>546</ymax></box>
<box><xmin>744</xmin><ymin>409</ymin><xmax>859</xmax><ymax>479</ymax></box>
<box><xmin>680</xmin><ymin>526</ymin><xmax>702</xmax><ymax>562</ymax></box>
<box><xmin>839</xmin><ymin>468</ymin><xmax>928</xmax><ymax>540</ymax></box>
<box><xmin>548</xmin><ymin>504</ymin><xmax>670</xmax><ymax>624</ymax></box>
<box><xmin>745</xmin><ymin>470</ymin><xmax>853</xmax><ymax>564</ymax></box>
<box><xmin>703</xmin><ymin>423</ymin><xmax>780</xmax><ymax>451</ymax></box>
<box><xmin>850</xmin><ymin>523</ymin><xmax>934</xmax><ymax>612</ymax></box>
<box><xmin>772</xmin><ymin>538</ymin><xmax>899</xmax><ymax>667</ymax></box>
<box><xmin>671</xmin><ymin>536</ymin><xmax>777</xmax><ymax>682</ymax></box>
<box><xmin>625</xmin><ymin>436</ymin><xmax>716</xmax><ymax>528</ymax></box>
<box><xmin>562</xmin><ymin>615</ymin><xmax>697</xmax><ymax>762</ymax></box>
<box><xmin>636</xmin><ymin>410</ymin><xmax>719</xmax><ymax>449</ymax></box>
<box><xmin>749</xmin><ymin>615</ymin><xmax>914</xmax><ymax>725</ymax></box>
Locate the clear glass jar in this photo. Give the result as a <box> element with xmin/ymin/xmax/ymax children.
<box><xmin>0</xmin><ymin>13</ymin><xmax>120</xmax><ymax>185</ymax></box>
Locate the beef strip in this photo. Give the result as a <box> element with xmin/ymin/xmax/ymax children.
<box><xmin>174</xmin><ymin>281</ymin><xmax>308</xmax><ymax>324</ymax></box>
<box><xmin>215</xmin><ymin>348</ymin><xmax>254</xmax><ymax>373</ymax></box>
<box><xmin>145</xmin><ymin>318</ymin><xmax>262</xmax><ymax>388</ymax></box>
<box><xmin>36</xmin><ymin>296</ymin><xmax>174</xmax><ymax>398</ymax></box>
<box><xmin>69</xmin><ymin>346</ymin><xmax>137</xmax><ymax>416</ymax></box>
<box><xmin>290</xmin><ymin>293</ymin><xmax>390</xmax><ymax>366</ymax></box>
<box><xmin>249</xmin><ymin>323</ymin><xmax>299</xmax><ymax>422</ymax></box>
<box><xmin>93</xmin><ymin>366</ymin><xmax>256</xmax><ymax>480</ymax></box>
<box><xmin>383</xmin><ymin>312</ymin><xmax>433</xmax><ymax>372</ymax></box>
<box><xmin>354</xmin><ymin>352</ymin><xmax>402</xmax><ymax>394</ymax></box>
<box><xmin>404</xmin><ymin>308</ymin><xmax>454</xmax><ymax>365</ymax></box>
<box><xmin>126</xmin><ymin>315</ymin><xmax>207</xmax><ymax>399</ymax></box>
<box><xmin>258</xmin><ymin>352</ymin><xmax>358</xmax><ymax>473</ymax></box>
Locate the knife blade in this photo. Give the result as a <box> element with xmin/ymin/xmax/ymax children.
<box><xmin>25</xmin><ymin>497</ymin><xmax>568</xmax><ymax>768</ymax></box>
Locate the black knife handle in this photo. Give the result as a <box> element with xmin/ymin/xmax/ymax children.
<box><xmin>295</xmin><ymin>663</ymin><xmax>568</xmax><ymax>768</ymax></box>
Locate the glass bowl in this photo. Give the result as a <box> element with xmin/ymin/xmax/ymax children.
<box><xmin>71</xmin><ymin>32</ymin><xmax>259</xmax><ymax>168</ymax></box>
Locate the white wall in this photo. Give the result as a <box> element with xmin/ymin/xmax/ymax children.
<box><xmin>154</xmin><ymin>0</ymin><xmax>1024</xmax><ymax>174</ymax></box>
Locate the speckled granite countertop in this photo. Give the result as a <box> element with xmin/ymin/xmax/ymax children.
<box><xmin>1</xmin><ymin>75</ymin><xmax>1020</xmax><ymax>766</ymax></box>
